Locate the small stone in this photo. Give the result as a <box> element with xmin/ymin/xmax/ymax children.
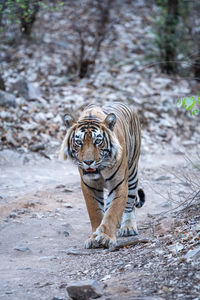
<box><xmin>56</xmin><ymin>185</ymin><xmax>66</xmax><ymax>189</ymax></box>
<box><xmin>56</xmin><ymin>198</ymin><xmax>64</xmax><ymax>203</ymax></box>
<box><xmin>168</xmin><ymin>243</ymin><xmax>184</xmax><ymax>255</ymax></box>
<box><xmin>5</xmin><ymin>291</ymin><xmax>14</xmax><ymax>295</ymax></box>
<box><xmin>39</xmin><ymin>256</ymin><xmax>56</xmax><ymax>261</ymax></box>
<box><xmin>63</xmin><ymin>231</ymin><xmax>69</xmax><ymax>237</ymax></box>
<box><xmin>155</xmin><ymin>217</ymin><xmax>173</xmax><ymax>236</ymax></box>
<box><xmin>162</xmin><ymin>285</ymin><xmax>169</xmax><ymax>293</ymax></box>
<box><xmin>62</xmin><ymin>188</ymin><xmax>73</xmax><ymax>193</ymax></box>
<box><xmin>9</xmin><ymin>212</ymin><xmax>18</xmax><ymax>218</ymax></box>
<box><xmin>12</xmin><ymin>77</ymin><xmax>41</xmax><ymax>100</ymax></box>
<box><xmin>101</xmin><ymin>274</ymin><xmax>111</xmax><ymax>281</ymax></box>
<box><xmin>63</xmin><ymin>204</ymin><xmax>73</xmax><ymax>208</ymax></box>
<box><xmin>0</xmin><ymin>90</ymin><xmax>16</xmax><ymax>107</ymax></box>
<box><xmin>31</xmin><ymin>213</ymin><xmax>38</xmax><ymax>218</ymax></box>
<box><xmin>14</xmin><ymin>245</ymin><xmax>30</xmax><ymax>252</ymax></box>
<box><xmin>29</xmin><ymin>143</ymin><xmax>45</xmax><ymax>152</ymax></box>
<box><xmin>155</xmin><ymin>175</ymin><xmax>171</xmax><ymax>181</ymax></box>
<box><xmin>66</xmin><ymin>280</ymin><xmax>103</xmax><ymax>300</ymax></box>
<box><xmin>185</xmin><ymin>246</ymin><xmax>200</xmax><ymax>262</ymax></box>
<box><xmin>33</xmin><ymin>112</ymin><xmax>47</xmax><ymax>125</ymax></box>
<box><xmin>141</xmin><ymin>297</ymin><xmax>165</xmax><ymax>300</ymax></box>
<box><xmin>59</xmin><ymin>283</ymin><xmax>67</xmax><ymax>289</ymax></box>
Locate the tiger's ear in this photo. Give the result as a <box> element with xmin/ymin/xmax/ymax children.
<box><xmin>63</xmin><ymin>114</ymin><xmax>75</xmax><ymax>128</ymax></box>
<box><xmin>104</xmin><ymin>113</ymin><xmax>116</xmax><ymax>130</ymax></box>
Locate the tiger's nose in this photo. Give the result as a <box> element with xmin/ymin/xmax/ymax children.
<box><xmin>84</xmin><ymin>160</ymin><xmax>94</xmax><ymax>166</ymax></box>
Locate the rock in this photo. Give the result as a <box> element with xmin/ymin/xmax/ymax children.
<box><xmin>0</xmin><ymin>90</ymin><xmax>16</xmax><ymax>107</ymax></box>
<box><xmin>62</xmin><ymin>188</ymin><xmax>73</xmax><ymax>193</ymax></box>
<box><xmin>168</xmin><ymin>243</ymin><xmax>184</xmax><ymax>255</ymax></box>
<box><xmin>5</xmin><ymin>291</ymin><xmax>14</xmax><ymax>295</ymax></box>
<box><xmin>66</xmin><ymin>280</ymin><xmax>103</xmax><ymax>300</ymax></box>
<box><xmin>9</xmin><ymin>212</ymin><xmax>18</xmax><ymax>218</ymax></box>
<box><xmin>155</xmin><ymin>175</ymin><xmax>171</xmax><ymax>181</ymax></box>
<box><xmin>14</xmin><ymin>245</ymin><xmax>30</xmax><ymax>252</ymax></box>
<box><xmin>185</xmin><ymin>247</ymin><xmax>200</xmax><ymax>262</ymax></box>
<box><xmin>12</xmin><ymin>77</ymin><xmax>41</xmax><ymax>100</ymax></box>
<box><xmin>155</xmin><ymin>217</ymin><xmax>173</xmax><ymax>236</ymax></box>
<box><xmin>101</xmin><ymin>275</ymin><xmax>111</xmax><ymax>281</ymax></box>
<box><xmin>5</xmin><ymin>131</ymin><xmax>18</xmax><ymax>147</ymax></box>
<box><xmin>63</xmin><ymin>231</ymin><xmax>69</xmax><ymax>237</ymax></box>
<box><xmin>33</xmin><ymin>112</ymin><xmax>47</xmax><ymax>125</ymax></box>
<box><xmin>63</xmin><ymin>204</ymin><xmax>73</xmax><ymax>208</ymax></box>
<box><xmin>137</xmin><ymin>297</ymin><xmax>164</xmax><ymax>300</ymax></box>
<box><xmin>29</xmin><ymin>143</ymin><xmax>45</xmax><ymax>152</ymax></box>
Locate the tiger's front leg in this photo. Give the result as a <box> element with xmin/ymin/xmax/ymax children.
<box><xmin>93</xmin><ymin>178</ymin><xmax>128</xmax><ymax>248</ymax></box>
<box><xmin>81</xmin><ymin>179</ymin><xmax>104</xmax><ymax>249</ymax></box>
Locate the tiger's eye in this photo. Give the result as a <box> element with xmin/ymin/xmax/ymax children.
<box><xmin>95</xmin><ymin>138</ymin><xmax>102</xmax><ymax>145</ymax></box>
<box><xmin>75</xmin><ymin>140</ymin><xmax>82</xmax><ymax>146</ymax></box>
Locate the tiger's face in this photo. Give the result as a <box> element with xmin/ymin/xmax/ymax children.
<box><xmin>63</xmin><ymin>113</ymin><xmax>119</xmax><ymax>179</ymax></box>
<box><xmin>72</xmin><ymin>125</ymin><xmax>108</xmax><ymax>178</ymax></box>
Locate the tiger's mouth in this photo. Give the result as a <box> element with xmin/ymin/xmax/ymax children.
<box><xmin>83</xmin><ymin>168</ymin><xmax>100</xmax><ymax>175</ymax></box>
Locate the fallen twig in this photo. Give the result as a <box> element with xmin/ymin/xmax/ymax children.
<box><xmin>107</xmin><ymin>237</ymin><xmax>151</xmax><ymax>252</ymax></box>
<box><xmin>62</xmin><ymin>237</ymin><xmax>151</xmax><ymax>255</ymax></box>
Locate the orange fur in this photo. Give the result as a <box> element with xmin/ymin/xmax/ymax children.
<box><xmin>60</xmin><ymin>103</ymin><xmax>144</xmax><ymax>248</ymax></box>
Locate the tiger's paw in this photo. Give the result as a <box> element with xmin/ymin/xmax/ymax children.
<box><xmin>94</xmin><ymin>224</ymin><xmax>116</xmax><ymax>248</ymax></box>
<box><xmin>94</xmin><ymin>232</ymin><xmax>116</xmax><ymax>249</ymax></box>
<box><xmin>84</xmin><ymin>234</ymin><xmax>116</xmax><ymax>249</ymax></box>
<box><xmin>84</xmin><ymin>237</ymin><xmax>99</xmax><ymax>249</ymax></box>
<box><xmin>118</xmin><ymin>226</ymin><xmax>138</xmax><ymax>237</ymax></box>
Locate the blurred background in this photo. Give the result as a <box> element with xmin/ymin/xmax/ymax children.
<box><xmin>0</xmin><ymin>0</ymin><xmax>199</xmax><ymax>155</ymax></box>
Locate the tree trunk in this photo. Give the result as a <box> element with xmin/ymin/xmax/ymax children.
<box><xmin>163</xmin><ymin>0</ymin><xmax>179</xmax><ymax>74</ymax></box>
<box><xmin>0</xmin><ymin>74</ymin><xmax>5</xmax><ymax>91</ymax></box>
<box><xmin>194</xmin><ymin>40</ymin><xmax>200</xmax><ymax>81</ymax></box>
<box><xmin>20</xmin><ymin>0</ymin><xmax>39</xmax><ymax>35</ymax></box>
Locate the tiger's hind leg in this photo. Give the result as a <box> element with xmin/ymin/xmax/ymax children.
<box><xmin>118</xmin><ymin>188</ymin><xmax>145</xmax><ymax>236</ymax></box>
<box><xmin>118</xmin><ymin>195</ymin><xmax>138</xmax><ymax>237</ymax></box>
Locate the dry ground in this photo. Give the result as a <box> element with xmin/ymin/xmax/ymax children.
<box><xmin>0</xmin><ymin>148</ymin><xmax>199</xmax><ymax>300</ymax></box>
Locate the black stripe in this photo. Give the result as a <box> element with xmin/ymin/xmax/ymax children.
<box><xmin>128</xmin><ymin>172</ymin><xmax>137</xmax><ymax>183</ymax></box>
<box><xmin>105</xmin><ymin>196</ymin><xmax>121</xmax><ymax>211</ymax></box>
<box><xmin>128</xmin><ymin>179</ymin><xmax>138</xmax><ymax>188</ymax></box>
<box><xmin>128</xmin><ymin>180</ymin><xmax>138</xmax><ymax>190</ymax></box>
<box><xmin>129</xmin><ymin>164</ymin><xmax>136</xmax><ymax>174</ymax></box>
<box><xmin>95</xmin><ymin>198</ymin><xmax>104</xmax><ymax>206</ymax></box>
<box><xmin>78</xmin><ymin>121</ymin><xmax>100</xmax><ymax>126</ymax></box>
<box><xmin>128</xmin><ymin>194</ymin><xmax>136</xmax><ymax>199</ymax></box>
<box><xmin>105</xmin><ymin>159</ymin><xmax>123</xmax><ymax>181</ymax></box>
<box><xmin>108</xmin><ymin>178</ymin><xmax>125</xmax><ymax>197</ymax></box>
<box><xmin>82</xmin><ymin>180</ymin><xmax>103</xmax><ymax>193</ymax></box>
<box><xmin>128</xmin><ymin>165</ymin><xmax>137</xmax><ymax>182</ymax></box>
<box><xmin>125</xmin><ymin>208</ymin><xmax>133</xmax><ymax>213</ymax></box>
<box><xmin>102</xmin><ymin>110</ymin><xmax>109</xmax><ymax>115</ymax></box>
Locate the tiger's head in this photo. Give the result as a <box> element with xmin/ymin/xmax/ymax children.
<box><xmin>60</xmin><ymin>113</ymin><xmax>122</xmax><ymax>179</ymax></box>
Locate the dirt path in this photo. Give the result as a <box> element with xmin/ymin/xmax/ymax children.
<box><xmin>0</xmin><ymin>149</ymin><xmax>197</xmax><ymax>300</ymax></box>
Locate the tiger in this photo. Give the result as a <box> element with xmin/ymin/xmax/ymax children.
<box><xmin>60</xmin><ymin>102</ymin><xmax>145</xmax><ymax>249</ymax></box>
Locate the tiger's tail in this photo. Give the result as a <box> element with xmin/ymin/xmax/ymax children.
<box><xmin>135</xmin><ymin>188</ymin><xmax>145</xmax><ymax>208</ymax></box>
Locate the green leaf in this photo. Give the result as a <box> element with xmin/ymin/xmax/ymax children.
<box><xmin>177</xmin><ymin>99</ymin><xmax>183</xmax><ymax>107</ymax></box>
<box><xmin>184</xmin><ymin>97</ymin><xmax>195</xmax><ymax>111</ymax></box>
<box><xmin>197</xmin><ymin>96</ymin><xmax>200</xmax><ymax>106</ymax></box>
<box><xmin>191</xmin><ymin>109</ymin><xmax>199</xmax><ymax>116</ymax></box>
